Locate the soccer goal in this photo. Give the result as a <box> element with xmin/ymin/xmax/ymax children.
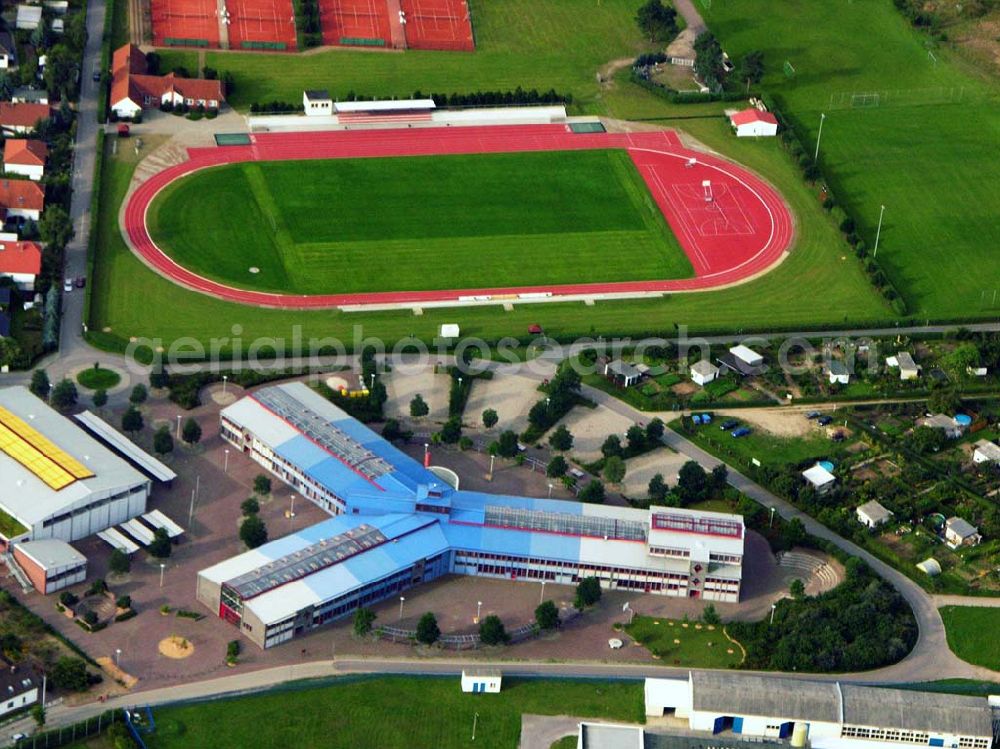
<box><xmin>850</xmin><ymin>92</ymin><xmax>881</xmax><ymax>108</ymax></box>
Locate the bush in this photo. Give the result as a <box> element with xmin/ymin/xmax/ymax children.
<box><xmin>51</xmin><ymin>656</ymin><xmax>88</xmax><ymax>691</ymax></box>
<box><xmin>535</xmin><ymin>600</ymin><xmax>560</xmax><ymax>630</ymax></box>
<box><xmin>226</xmin><ymin>640</ymin><xmax>240</xmax><ymax>659</ymax></box>
<box><xmin>241</xmin><ymin>497</ymin><xmax>260</xmax><ymax>516</ymax></box>
<box><xmin>148</xmin><ymin>527</ymin><xmax>171</xmax><ymax>558</ymax></box>
<box><xmin>546</xmin><ymin>455</ymin><xmax>568</xmax><ymax>478</ymax></box>
<box><xmin>253</xmin><ymin>475</ymin><xmax>272</xmax><ymax>495</ymax></box>
<box><xmin>479</xmin><ymin>614</ymin><xmax>509</xmax><ymax>645</ymax></box>
<box><xmin>415</xmin><ymin>612</ymin><xmax>440</xmax><ymax>645</ymax></box>
<box><xmin>240</xmin><ymin>514</ymin><xmax>268</xmax><ymax>549</ymax></box>
<box><xmin>59</xmin><ymin>591</ymin><xmax>78</xmax><ymax>607</ymax></box>
<box><xmin>353</xmin><ymin>607</ymin><xmax>376</xmax><ymax>636</ymax></box>
<box><xmin>115</xmin><ymin>595</ymin><xmax>131</xmax><ymax>609</ymax></box>
<box><xmin>578</xmin><ymin>480</ymin><xmax>606</xmax><ymax>504</ymax></box>
<box><xmin>574</xmin><ymin>576</ymin><xmax>602</xmax><ymax>609</ymax></box>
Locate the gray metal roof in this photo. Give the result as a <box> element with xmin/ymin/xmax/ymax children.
<box><xmin>691</xmin><ymin>672</ymin><xmax>841</xmax><ymax>723</ymax></box>
<box><xmin>15</xmin><ymin>539</ymin><xmax>85</xmax><ymax>570</ymax></box>
<box><xmin>945</xmin><ymin>516</ymin><xmax>978</xmax><ymax>538</ymax></box>
<box><xmin>856</xmin><ymin>500</ymin><xmax>892</xmax><ymax>524</ymax></box>
<box><xmin>75</xmin><ymin>410</ymin><xmax>177</xmax><ymax>482</ymax></box>
<box><xmin>580</xmin><ymin>723</ymin><xmax>643</xmax><ymax>749</ymax></box>
<box><xmin>840</xmin><ymin>684</ymin><xmax>993</xmax><ymax>736</ymax></box>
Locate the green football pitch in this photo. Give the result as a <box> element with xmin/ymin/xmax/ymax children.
<box><xmin>146</xmin><ymin>150</ymin><xmax>694</xmax><ymax>295</ymax></box>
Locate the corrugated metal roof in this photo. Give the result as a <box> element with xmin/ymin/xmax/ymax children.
<box><xmin>841</xmin><ymin>684</ymin><xmax>992</xmax><ymax>736</ymax></box>
<box><xmin>692</xmin><ymin>672</ymin><xmax>841</xmax><ymax>723</ymax></box>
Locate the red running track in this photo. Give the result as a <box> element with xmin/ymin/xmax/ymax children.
<box><xmin>123</xmin><ymin>125</ymin><xmax>794</xmax><ymax>309</ymax></box>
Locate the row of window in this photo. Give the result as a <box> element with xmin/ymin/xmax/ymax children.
<box><xmin>42</xmin><ymin>484</ymin><xmax>146</xmax><ymax>528</ymax></box>
<box><xmin>838</xmin><ymin>726</ymin><xmax>989</xmax><ymax>746</ymax></box>
<box><xmin>454</xmin><ymin>549</ymin><xmax>692</xmax><ymax>583</ymax></box>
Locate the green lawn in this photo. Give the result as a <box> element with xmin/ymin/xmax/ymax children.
<box><xmin>158</xmin><ymin>0</ymin><xmax>655</xmax><ymax>111</ymax></box>
<box><xmin>135</xmin><ymin>676</ymin><xmax>642</xmax><ymax>749</ymax></box>
<box><xmin>683</xmin><ymin>420</ymin><xmax>844</xmax><ymax>470</ymax></box>
<box><xmin>939</xmin><ymin>606</ymin><xmax>1000</xmax><ymax>671</ymax></box>
<box><xmin>625</xmin><ymin>616</ymin><xmax>742</xmax><ymax>668</ymax></box>
<box><xmin>147</xmin><ymin>150</ymin><xmax>693</xmax><ymax>295</ymax></box>
<box><xmin>76</xmin><ymin>365</ymin><xmax>121</xmax><ymax>390</ymax></box>
<box><xmin>702</xmin><ymin>0</ymin><xmax>1000</xmax><ymax>320</ymax></box>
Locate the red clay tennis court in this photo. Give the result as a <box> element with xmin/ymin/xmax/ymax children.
<box><xmin>227</xmin><ymin>0</ymin><xmax>298</xmax><ymax>49</ymax></box>
<box><xmin>151</xmin><ymin>0</ymin><xmax>220</xmax><ymax>48</ymax></box>
<box><xmin>123</xmin><ymin>125</ymin><xmax>794</xmax><ymax>309</ymax></box>
<box><xmin>400</xmin><ymin>0</ymin><xmax>474</xmax><ymax>51</ymax></box>
<box><xmin>319</xmin><ymin>0</ymin><xmax>391</xmax><ymax>46</ymax></box>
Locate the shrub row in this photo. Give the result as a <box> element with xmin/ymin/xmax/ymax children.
<box><xmin>292</xmin><ymin>0</ymin><xmax>322</xmax><ymax>48</ymax></box>
<box><xmin>251</xmin><ymin>87</ymin><xmax>573</xmax><ymax>114</ymax></box>
<box><xmin>629</xmin><ymin>61</ymin><xmax>750</xmax><ymax>105</ymax></box>
<box><xmin>759</xmin><ymin>92</ymin><xmax>907</xmax><ymax>315</ymax></box>
<box><xmin>96</xmin><ymin>0</ymin><xmax>116</xmax><ymax>123</ymax></box>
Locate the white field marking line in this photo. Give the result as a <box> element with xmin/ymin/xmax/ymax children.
<box><xmin>645</xmin><ymin>167</ymin><xmax>709</xmax><ymax>270</ymax></box>
<box><xmin>628</xmin><ymin>147</ymin><xmax>779</xmax><ymax>280</ymax></box>
<box><xmin>673</xmin><ymin>182</ymin><xmax>755</xmax><ymax>238</ymax></box>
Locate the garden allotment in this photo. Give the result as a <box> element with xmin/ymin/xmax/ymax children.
<box><xmin>197</xmin><ymin>383</ymin><xmax>745</xmax><ymax>649</ymax></box>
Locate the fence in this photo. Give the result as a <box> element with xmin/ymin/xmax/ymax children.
<box><xmin>826</xmin><ymin>86</ymin><xmax>969</xmax><ymax>110</ymax></box>
<box><xmin>378</xmin><ymin>619</ymin><xmax>550</xmax><ymax>649</ymax></box>
<box><xmin>20</xmin><ymin>710</ymin><xmax>120</xmax><ymax>749</ymax></box>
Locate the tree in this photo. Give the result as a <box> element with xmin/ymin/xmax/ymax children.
<box><xmin>535</xmin><ymin>600</ymin><xmax>560</xmax><ymax>630</ymax></box>
<box><xmin>353</xmin><ymin>607</ymin><xmax>376</xmax><ymax>636</ymax></box>
<box><xmin>789</xmin><ymin>578</ymin><xmax>806</xmax><ymax>599</ymax></box>
<box><xmin>108</xmin><ymin>548</ymin><xmax>130</xmax><ymax>575</ymax></box>
<box><xmin>482</xmin><ymin>408</ymin><xmax>499</xmax><ymax>429</ymax></box>
<box><xmin>50</xmin><ymin>379</ymin><xmax>78</xmax><ymax>410</ymax></box>
<box><xmin>240</xmin><ymin>497</ymin><xmax>260</xmax><ymax>516</ymax></box>
<box><xmin>648</xmin><ymin>473</ymin><xmax>668</xmax><ymax>503</ymax></box>
<box><xmin>603</xmin><ymin>455</ymin><xmax>626</xmax><ymax>485</ymax></box>
<box><xmin>711</xmin><ymin>464</ymin><xmax>729</xmax><ymax>491</ymax></box>
<box><xmin>31</xmin><ymin>703</ymin><xmax>45</xmax><ymax>727</ymax></box>
<box><xmin>781</xmin><ymin>517</ymin><xmax>806</xmax><ymax>548</ymax></box>
<box><xmin>30</xmin><ymin>369</ymin><xmax>50</xmax><ymax>399</ymax></box>
<box><xmin>738</xmin><ymin>50</ymin><xmax>765</xmax><ymax>86</ymax></box>
<box><xmin>182</xmin><ymin>417</ymin><xmax>202</xmax><ymax>445</ymax></box>
<box><xmin>382</xmin><ymin>418</ymin><xmax>406</xmax><ymax>441</ymax></box>
<box><xmin>574</xmin><ymin>576</ymin><xmax>602</xmax><ymax>609</ymax></box>
<box><xmin>149</xmin><ymin>363</ymin><xmax>169</xmax><ymax>390</ymax></box>
<box><xmin>44</xmin><ymin>44</ymin><xmax>80</xmax><ymax>101</ymax></box>
<box><xmin>694</xmin><ymin>32</ymin><xmax>726</xmax><ymax>92</ymax></box>
<box><xmin>39</xmin><ymin>205</ymin><xmax>74</xmax><ymax>251</ymax></box>
<box><xmin>928</xmin><ymin>387</ymin><xmax>961</xmax><ymax>415</ymax></box>
<box><xmin>409</xmin><ymin>394</ymin><xmax>429</xmax><ymax>418</ymax></box>
<box><xmin>415</xmin><ymin>612</ymin><xmax>440</xmax><ymax>645</ymax></box>
<box><xmin>546</xmin><ymin>455</ymin><xmax>568</xmax><ymax>478</ymax></box>
<box><xmin>439</xmin><ymin>416</ymin><xmax>462</xmax><ymax>444</ymax></box>
<box><xmin>911</xmin><ymin>425</ymin><xmax>946</xmax><ymax>455</ymax></box>
<box><xmin>578</xmin><ymin>480</ymin><xmax>606</xmax><ymax>504</ymax></box>
<box><xmin>153</xmin><ymin>426</ymin><xmax>174</xmax><ymax>457</ymax></box>
<box><xmin>240</xmin><ymin>514</ymin><xmax>268</xmax><ymax>549</ymax></box>
<box><xmin>677</xmin><ymin>461</ymin><xmax>708</xmax><ymax>503</ymax></box>
<box><xmin>626</xmin><ymin>424</ymin><xmax>647</xmax><ymax>453</ymax></box>
<box><xmin>645</xmin><ymin>418</ymin><xmax>665</xmax><ymax>443</ymax></box>
<box><xmin>495</xmin><ymin>429</ymin><xmax>520</xmax><ymax>458</ymax></box>
<box><xmin>51</xmin><ymin>657</ymin><xmax>88</xmax><ymax>692</ymax></box>
<box><xmin>92</xmin><ymin>389</ymin><xmax>108</xmax><ymax>408</ymax></box>
<box><xmin>635</xmin><ymin>0</ymin><xmax>678</xmax><ymax>42</ymax></box>
<box><xmin>148</xmin><ymin>527</ymin><xmax>171</xmax><ymax>558</ymax></box>
<box><xmin>601</xmin><ymin>434</ymin><xmax>623</xmax><ymax>459</ymax></box>
<box><xmin>129</xmin><ymin>383</ymin><xmax>148</xmax><ymax>405</ymax></box>
<box><xmin>121</xmin><ymin>406</ymin><xmax>143</xmax><ymax>435</ymax></box>
<box><xmin>253</xmin><ymin>475</ymin><xmax>272</xmax><ymax>495</ymax></box>
<box><xmin>702</xmin><ymin>603</ymin><xmax>721</xmax><ymax>626</ymax></box>
<box><xmin>479</xmin><ymin>614</ymin><xmax>509</xmax><ymax>646</ymax></box>
<box><xmin>548</xmin><ymin>424</ymin><xmax>574</xmax><ymax>452</ymax></box>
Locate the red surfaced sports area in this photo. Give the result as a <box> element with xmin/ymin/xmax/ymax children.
<box><xmin>123</xmin><ymin>125</ymin><xmax>794</xmax><ymax>309</ymax></box>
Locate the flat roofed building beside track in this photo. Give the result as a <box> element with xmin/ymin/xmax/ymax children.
<box><xmin>645</xmin><ymin>673</ymin><xmax>995</xmax><ymax>749</ymax></box>
<box><xmin>0</xmin><ymin>387</ymin><xmax>150</xmax><ymax>547</ymax></box>
<box><xmin>204</xmin><ymin>382</ymin><xmax>744</xmax><ymax>648</ymax></box>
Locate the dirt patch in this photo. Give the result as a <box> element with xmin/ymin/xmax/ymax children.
<box><xmin>715</xmin><ymin>408</ymin><xmax>812</xmax><ymax>438</ymax></box>
<box><xmin>558</xmin><ymin>406</ymin><xmax>634</xmax><ymax>462</ymax></box>
<box><xmin>597</xmin><ymin>57</ymin><xmax>635</xmax><ymax>87</ymax></box>
<box><xmin>622</xmin><ymin>448</ymin><xmax>688</xmax><ymax>497</ymax></box>
<box><xmin>158</xmin><ymin>635</ymin><xmax>195</xmax><ymax>659</ymax></box>
<box><xmin>96</xmin><ymin>657</ymin><xmax>139</xmax><ymax>689</ymax></box>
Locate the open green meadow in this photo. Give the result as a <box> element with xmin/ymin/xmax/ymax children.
<box><xmin>138</xmin><ymin>677</ymin><xmax>640</xmax><ymax>749</ymax></box>
<box><xmin>702</xmin><ymin>0</ymin><xmax>1000</xmax><ymax>320</ymax></box>
<box><xmin>157</xmin><ymin>0</ymin><xmax>655</xmax><ymax>110</ymax></box>
<box><xmin>147</xmin><ymin>150</ymin><xmax>693</xmax><ymax>294</ymax></box>
<box><xmin>939</xmin><ymin>606</ymin><xmax>1000</xmax><ymax>671</ymax></box>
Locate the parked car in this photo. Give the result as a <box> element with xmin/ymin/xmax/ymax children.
<box><xmin>11</xmin><ymin>734</ymin><xmax>26</xmax><ymax>744</ymax></box>
<box><xmin>63</xmin><ymin>277</ymin><xmax>73</xmax><ymax>292</ymax></box>
<box><xmin>805</xmin><ymin>411</ymin><xmax>821</xmax><ymax>419</ymax></box>
<box><xmin>831</xmin><ymin>431</ymin><xmax>846</xmax><ymax>442</ymax></box>
<box><xmin>720</xmin><ymin>419</ymin><xmax>739</xmax><ymax>430</ymax></box>
<box><xmin>817</xmin><ymin>416</ymin><xmax>833</xmax><ymax>426</ymax></box>
<box><xmin>75</xmin><ymin>276</ymin><xmax>86</xmax><ymax>288</ymax></box>
<box><xmin>731</xmin><ymin>427</ymin><xmax>751</xmax><ymax>438</ymax></box>
<box><xmin>92</xmin><ymin>67</ymin><xmax>101</xmax><ymax>82</ymax></box>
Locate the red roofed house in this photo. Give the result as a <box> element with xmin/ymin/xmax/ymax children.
<box><xmin>0</xmin><ymin>179</ymin><xmax>45</xmax><ymax>221</ymax></box>
<box><xmin>0</xmin><ymin>102</ymin><xmax>52</xmax><ymax>135</ymax></box>
<box><xmin>111</xmin><ymin>44</ymin><xmax>224</xmax><ymax>120</ymax></box>
<box><xmin>0</xmin><ymin>238</ymin><xmax>42</xmax><ymax>290</ymax></box>
<box><xmin>4</xmin><ymin>139</ymin><xmax>49</xmax><ymax>181</ymax></box>
<box><xmin>729</xmin><ymin>108</ymin><xmax>778</xmax><ymax>138</ymax></box>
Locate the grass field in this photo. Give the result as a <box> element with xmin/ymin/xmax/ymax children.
<box><xmin>147</xmin><ymin>151</ymin><xmax>693</xmax><ymax>294</ymax></box>
<box><xmin>625</xmin><ymin>615</ymin><xmax>742</xmax><ymax>668</ymax></box>
<box><xmin>76</xmin><ymin>365</ymin><xmax>121</xmax><ymax>390</ymax></box>
<box><xmin>702</xmin><ymin>0</ymin><xmax>1000</xmax><ymax>320</ymax></box>
<box><xmin>128</xmin><ymin>677</ymin><xmax>641</xmax><ymax>749</ymax></box>
<box><xmin>939</xmin><ymin>606</ymin><xmax>1000</xmax><ymax>671</ymax></box>
<box><xmin>683</xmin><ymin>420</ymin><xmax>846</xmax><ymax>471</ymax></box>
<box><xmin>88</xmin><ymin>110</ymin><xmax>889</xmax><ymax>354</ymax></box>
<box><xmin>157</xmin><ymin>0</ymin><xmax>655</xmax><ymax>111</ymax></box>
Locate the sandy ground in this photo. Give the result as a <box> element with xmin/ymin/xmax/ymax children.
<box><xmin>464</xmin><ymin>373</ymin><xmax>540</xmax><ymax>434</ymax></box>
<box><xmin>384</xmin><ymin>368</ymin><xmax>450</xmax><ymax>422</ymax></box>
<box><xmin>553</xmin><ymin>406</ymin><xmax>635</xmax><ymax>462</ymax></box>
<box><xmin>621</xmin><ymin>448</ymin><xmax>690</xmax><ymax>497</ymax></box>
<box><xmin>715</xmin><ymin>407</ymin><xmax>815</xmax><ymax>438</ymax></box>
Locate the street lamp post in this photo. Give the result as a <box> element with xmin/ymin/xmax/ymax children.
<box><xmin>159</xmin><ymin>563</ymin><xmax>166</xmax><ymax>588</ymax></box>
<box><xmin>176</xmin><ymin>414</ymin><xmax>182</xmax><ymax>439</ymax></box>
<box><xmin>472</xmin><ymin>712</ymin><xmax>479</xmax><ymax>742</ymax></box>
<box><xmin>289</xmin><ymin>494</ymin><xmax>296</xmax><ymax>528</ymax></box>
<box><xmin>222</xmin><ymin>374</ymin><xmax>228</xmax><ymax>395</ymax></box>
<box><xmin>488</xmin><ymin>454</ymin><xmax>495</xmax><ymax>481</ymax></box>
<box><xmin>873</xmin><ymin>204</ymin><xmax>886</xmax><ymax>258</ymax></box>
<box><xmin>398</xmin><ymin>596</ymin><xmax>406</xmax><ymax>621</ymax></box>
<box><xmin>476</xmin><ymin>600</ymin><xmax>482</xmax><ymax>621</ymax></box>
<box><xmin>539</xmin><ymin>580</ymin><xmax>546</xmax><ymax>604</ymax></box>
<box><xmin>547</xmin><ymin>483</ymin><xmax>553</xmax><ymax>498</ymax></box>
<box><xmin>114</xmin><ymin>648</ymin><xmax>122</xmax><ymax>668</ymax></box>
<box><xmin>770</xmin><ymin>603</ymin><xmax>777</xmax><ymax>625</ymax></box>
<box><xmin>814</xmin><ymin>112</ymin><xmax>826</xmax><ymax>162</ymax></box>
<box><xmin>224</xmin><ymin>449</ymin><xmax>230</xmax><ymax>473</ymax></box>
<box><xmin>769</xmin><ymin>506</ymin><xmax>776</xmax><ymax>528</ymax></box>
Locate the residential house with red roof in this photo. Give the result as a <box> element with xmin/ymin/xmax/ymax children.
<box><xmin>3</xmin><ymin>140</ymin><xmax>49</xmax><ymax>181</ymax></box>
<box><xmin>729</xmin><ymin>108</ymin><xmax>778</xmax><ymax>138</ymax></box>
<box><xmin>0</xmin><ymin>238</ymin><xmax>42</xmax><ymax>290</ymax></box>
<box><xmin>110</xmin><ymin>44</ymin><xmax>224</xmax><ymax>119</ymax></box>
<box><xmin>0</xmin><ymin>180</ymin><xmax>45</xmax><ymax>222</ymax></box>
<box><xmin>0</xmin><ymin>102</ymin><xmax>52</xmax><ymax>135</ymax></box>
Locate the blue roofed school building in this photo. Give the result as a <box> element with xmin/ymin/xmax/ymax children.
<box><xmin>197</xmin><ymin>382</ymin><xmax>745</xmax><ymax>649</ymax></box>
